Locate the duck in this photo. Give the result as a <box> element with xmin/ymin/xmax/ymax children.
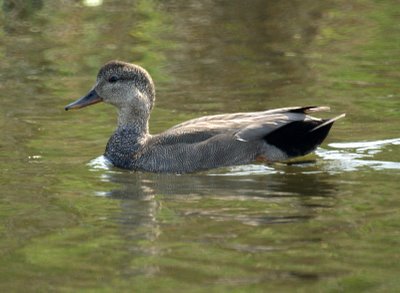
<box><xmin>65</xmin><ymin>60</ymin><xmax>344</xmax><ymax>173</ymax></box>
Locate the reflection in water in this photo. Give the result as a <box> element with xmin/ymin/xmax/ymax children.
<box><xmin>88</xmin><ymin>163</ymin><xmax>339</xmax><ymax>278</ymax></box>
<box><xmin>92</xmin><ymin>161</ymin><xmax>338</xmax><ymax>227</ymax></box>
<box><xmin>82</xmin><ymin>0</ymin><xmax>103</xmax><ymax>7</ymax></box>
<box><xmin>2</xmin><ymin>0</ymin><xmax>43</xmax><ymax>19</ymax></box>
<box><xmin>162</xmin><ymin>1</ymin><xmax>331</xmax><ymax>113</ymax></box>
<box><xmin>90</xmin><ymin>156</ymin><xmax>337</xmax><ymax>198</ymax></box>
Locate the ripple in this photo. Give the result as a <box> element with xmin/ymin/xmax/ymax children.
<box><xmin>207</xmin><ymin>164</ymin><xmax>278</xmax><ymax>176</ymax></box>
<box><xmin>329</xmin><ymin>138</ymin><xmax>400</xmax><ymax>149</ymax></box>
<box><xmin>316</xmin><ymin>138</ymin><xmax>400</xmax><ymax>172</ymax></box>
<box><xmin>88</xmin><ymin>155</ymin><xmax>114</xmax><ymax>171</ymax></box>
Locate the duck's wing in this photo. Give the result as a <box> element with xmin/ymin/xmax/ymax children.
<box><xmin>157</xmin><ymin>106</ymin><xmax>335</xmax><ymax>145</ymax></box>
<box><xmin>147</xmin><ymin>106</ymin><xmax>344</xmax><ymax>171</ymax></box>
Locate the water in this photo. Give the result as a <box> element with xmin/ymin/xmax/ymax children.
<box><xmin>1</xmin><ymin>0</ymin><xmax>400</xmax><ymax>291</ymax></box>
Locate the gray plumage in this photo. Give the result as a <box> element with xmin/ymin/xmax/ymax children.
<box><xmin>65</xmin><ymin>60</ymin><xmax>344</xmax><ymax>173</ymax></box>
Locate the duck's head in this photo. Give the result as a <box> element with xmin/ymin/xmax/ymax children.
<box><xmin>65</xmin><ymin>61</ymin><xmax>156</xmax><ymax>115</ymax></box>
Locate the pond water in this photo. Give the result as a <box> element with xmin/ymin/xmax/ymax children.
<box><xmin>1</xmin><ymin>0</ymin><xmax>399</xmax><ymax>291</ymax></box>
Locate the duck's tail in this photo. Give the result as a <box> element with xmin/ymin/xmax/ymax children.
<box><xmin>265</xmin><ymin>113</ymin><xmax>345</xmax><ymax>158</ymax></box>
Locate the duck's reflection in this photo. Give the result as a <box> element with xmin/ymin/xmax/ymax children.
<box><xmin>98</xmin><ymin>164</ymin><xmax>338</xmax><ymax>228</ymax></box>
<box><xmin>100</xmin><ymin>165</ymin><xmax>337</xmax><ymax>197</ymax></box>
<box><xmin>94</xmin><ymin>164</ymin><xmax>339</xmax><ymax>277</ymax></box>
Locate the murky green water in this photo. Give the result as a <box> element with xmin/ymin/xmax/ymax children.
<box><xmin>1</xmin><ymin>0</ymin><xmax>399</xmax><ymax>292</ymax></box>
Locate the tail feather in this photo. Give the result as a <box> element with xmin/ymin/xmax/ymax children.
<box><xmin>265</xmin><ymin>114</ymin><xmax>345</xmax><ymax>158</ymax></box>
<box><xmin>310</xmin><ymin>113</ymin><xmax>346</xmax><ymax>132</ymax></box>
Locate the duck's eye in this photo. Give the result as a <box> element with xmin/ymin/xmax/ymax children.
<box><xmin>108</xmin><ymin>75</ymin><xmax>119</xmax><ymax>83</ymax></box>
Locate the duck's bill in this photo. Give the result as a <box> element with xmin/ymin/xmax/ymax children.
<box><xmin>65</xmin><ymin>89</ymin><xmax>103</xmax><ymax>111</ymax></box>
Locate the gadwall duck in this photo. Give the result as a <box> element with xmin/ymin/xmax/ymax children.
<box><xmin>65</xmin><ymin>60</ymin><xmax>344</xmax><ymax>173</ymax></box>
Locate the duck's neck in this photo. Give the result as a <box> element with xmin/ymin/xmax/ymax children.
<box><xmin>116</xmin><ymin>106</ymin><xmax>150</xmax><ymax>137</ymax></box>
<box><xmin>105</xmin><ymin>107</ymin><xmax>151</xmax><ymax>169</ymax></box>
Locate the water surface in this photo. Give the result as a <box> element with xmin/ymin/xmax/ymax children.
<box><xmin>1</xmin><ymin>0</ymin><xmax>399</xmax><ymax>292</ymax></box>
